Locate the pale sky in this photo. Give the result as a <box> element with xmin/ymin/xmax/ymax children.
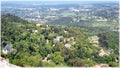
<box><xmin>1</xmin><ymin>0</ymin><xmax>119</xmax><ymax>1</ymax></box>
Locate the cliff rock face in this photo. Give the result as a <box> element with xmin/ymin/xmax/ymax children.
<box><xmin>0</xmin><ymin>57</ymin><xmax>21</xmax><ymax>68</ymax></box>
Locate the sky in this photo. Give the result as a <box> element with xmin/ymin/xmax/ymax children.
<box><xmin>1</xmin><ymin>0</ymin><xmax>119</xmax><ymax>1</ymax></box>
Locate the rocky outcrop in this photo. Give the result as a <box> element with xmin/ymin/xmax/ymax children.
<box><xmin>0</xmin><ymin>57</ymin><xmax>21</xmax><ymax>68</ymax></box>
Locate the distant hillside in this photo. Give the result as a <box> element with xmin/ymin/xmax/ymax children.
<box><xmin>1</xmin><ymin>13</ymin><xmax>28</xmax><ymax>23</ymax></box>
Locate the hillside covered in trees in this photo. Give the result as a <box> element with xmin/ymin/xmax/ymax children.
<box><xmin>1</xmin><ymin>14</ymin><xmax>119</xmax><ymax>67</ymax></box>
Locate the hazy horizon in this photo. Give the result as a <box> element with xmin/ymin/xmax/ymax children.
<box><xmin>1</xmin><ymin>0</ymin><xmax>119</xmax><ymax>2</ymax></box>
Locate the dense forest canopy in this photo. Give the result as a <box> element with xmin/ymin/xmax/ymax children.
<box><xmin>1</xmin><ymin>14</ymin><xmax>119</xmax><ymax>67</ymax></box>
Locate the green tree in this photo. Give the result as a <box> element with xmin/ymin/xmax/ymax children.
<box><xmin>50</xmin><ymin>52</ymin><xmax>64</xmax><ymax>65</ymax></box>
<box><xmin>109</xmin><ymin>62</ymin><xmax>119</xmax><ymax>67</ymax></box>
<box><xmin>42</xmin><ymin>62</ymin><xmax>56</xmax><ymax>67</ymax></box>
<box><xmin>68</xmin><ymin>58</ymin><xmax>84</xmax><ymax>66</ymax></box>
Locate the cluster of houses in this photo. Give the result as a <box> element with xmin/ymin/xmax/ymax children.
<box><xmin>25</xmin><ymin>23</ymin><xmax>76</xmax><ymax>50</ymax></box>
<box><xmin>53</xmin><ymin>36</ymin><xmax>76</xmax><ymax>49</ymax></box>
<box><xmin>27</xmin><ymin>23</ymin><xmax>49</xmax><ymax>34</ymax></box>
<box><xmin>28</xmin><ymin>23</ymin><xmax>76</xmax><ymax>49</ymax></box>
<box><xmin>88</xmin><ymin>36</ymin><xmax>99</xmax><ymax>47</ymax></box>
<box><xmin>88</xmin><ymin>36</ymin><xmax>112</xmax><ymax>57</ymax></box>
<box><xmin>88</xmin><ymin>35</ymin><xmax>118</xmax><ymax>67</ymax></box>
<box><xmin>99</xmin><ymin>49</ymin><xmax>111</xmax><ymax>56</ymax></box>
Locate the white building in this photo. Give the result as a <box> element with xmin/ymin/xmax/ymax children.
<box><xmin>36</xmin><ymin>23</ymin><xmax>43</xmax><ymax>26</ymax></box>
<box><xmin>64</xmin><ymin>44</ymin><xmax>71</xmax><ymax>49</ymax></box>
